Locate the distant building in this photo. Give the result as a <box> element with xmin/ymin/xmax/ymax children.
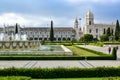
<box><xmin>83</xmin><ymin>11</ymin><xmax>115</xmax><ymax>39</ymax></box>
<box><xmin>0</xmin><ymin>21</ymin><xmax>81</xmax><ymax>41</ymax></box>
<box><xmin>0</xmin><ymin>11</ymin><xmax>116</xmax><ymax>41</ymax></box>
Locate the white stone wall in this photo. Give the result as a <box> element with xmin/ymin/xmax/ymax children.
<box><xmin>21</xmin><ymin>29</ymin><xmax>75</xmax><ymax>41</ymax></box>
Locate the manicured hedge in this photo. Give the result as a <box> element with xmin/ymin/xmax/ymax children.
<box><xmin>86</xmin><ymin>56</ymin><xmax>114</xmax><ymax>60</ymax></box>
<box><xmin>0</xmin><ymin>56</ymin><xmax>116</xmax><ymax>60</ymax></box>
<box><xmin>104</xmin><ymin>42</ymin><xmax>120</xmax><ymax>45</ymax></box>
<box><xmin>0</xmin><ymin>67</ymin><xmax>120</xmax><ymax>78</ymax></box>
<box><xmin>112</xmin><ymin>47</ymin><xmax>117</xmax><ymax>60</ymax></box>
<box><xmin>0</xmin><ymin>56</ymin><xmax>85</xmax><ymax>60</ymax></box>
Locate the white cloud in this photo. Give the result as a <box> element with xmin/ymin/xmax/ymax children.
<box><xmin>0</xmin><ymin>13</ymin><xmax>74</xmax><ymax>27</ymax></box>
<box><xmin>0</xmin><ymin>13</ymin><xmax>28</xmax><ymax>26</ymax></box>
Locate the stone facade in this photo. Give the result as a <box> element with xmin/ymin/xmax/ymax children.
<box><xmin>0</xmin><ymin>19</ymin><xmax>82</xmax><ymax>41</ymax></box>
<box><xmin>83</xmin><ymin>11</ymin><xmax>115</xmax><ymax>39</ymax></box>
<box><xmin>0</xmin><ymin>11</ymin><xmax>116</xmax><ymax>41</ymax></box>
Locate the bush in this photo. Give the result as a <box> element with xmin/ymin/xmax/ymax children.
<box><xmin>112</xmin><ymin>47</ymin><xmax>117</xmax><ymax>60</ymax></box>
<box><xmin>87</xmin><ymin>56</ymin><xmax>114</xmax><ymax>60</ymax></box>
<box><xmin>0</xmin><ymin>67</ymin><xmax>120</xmax><ymax>78</ymax></box>
<box><xmin>0</xmin><ymin>56</ymin><xmax>85</xmax><ymax>60</ymax></box>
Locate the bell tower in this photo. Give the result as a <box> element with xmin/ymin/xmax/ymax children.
<box><xmin>74</xmin><ymin>18</ymin><xmax>78</xmax><ymax>29</ymax></box>
<box><xmin>85</xmin><ymin>11</ymin><xmax>94</xmax><ymax>25</ymax></box>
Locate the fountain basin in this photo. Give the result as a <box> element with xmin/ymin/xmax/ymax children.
<box><xmin>0</xmin><ymin>45</ymin><xmax>73</xmax><ymax>56</ymax></box>
<box><xmin>0</xmin><ymin>40</ymin><xmax>40</xmax><ymax>50</ymax></box>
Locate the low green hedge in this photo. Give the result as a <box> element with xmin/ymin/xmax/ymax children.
<box><xmin>104</xmin><ymin>42</ymin><xmax>120</xmax><ymax>45</ymax></box>
<box><xmin>0</xmin><ymin>56</ymin><xmax>85</xmax><ymax>60</ymax></box>
<box><xmin>112</xmin><ymin>47</ymin><xmax>117</xmax><ymax>60</ymax></box>
<box><xmin>0</xmin><ymin>67</ymin><xmax>120</xmax><ymax>78</ymax></box>
<box><xmin>87</xmin><ymin>56</ymin><xmax>114</xmax><ymax>60</ymax></box>
<box><xmin>0</xmin><ymin>56</ymin><xmax>116</xmax><ymax>60</ymax></box>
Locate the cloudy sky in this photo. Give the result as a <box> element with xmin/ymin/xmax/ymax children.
<box><xmin>0</xmin><ymin>0</ymin><xmax>120</xmax><ymax>27</ymax></box>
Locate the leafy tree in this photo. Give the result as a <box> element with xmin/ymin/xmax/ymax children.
<box><xmin>109</xmin><ymin>35</ymin><xmax>115</xmax><ymax>42</ymax></box>
<box><xmin>79</xmin><ymin>36</ymin><xmax>84</xmax><ymax>42</ymax></box>
<box><xmin>111</xmin><ymin>29</ymin><xmax>114</xmax><ymax>36</ymax></box>
<box><xmin>50</xmin><ymin>20</ymin><xmax>54</xmax><ymax>41</ymax></box>
<box><xmin>84</xmin><ymin>34</ymin><xmax>93</xmax><ymax>42</ymax></box>
<box><xmin>103</xmin><ymin>28</ymin><xmax>106</xmax><ymax>34</ymax></box>
<box><xmin>100</xmin><ymin>34</ymin><xmax>108</xmax><ymax>41</ymax></box>
<box><xmin>93</xmin><ymin>38</ymin><xmax>98</xmax><ymax>42</ymax></box>
<box><xmin>71</xmin><ymin>38</ymin><xmax>77</xmax><ymax>45</ymax></box>
<box><xmin>115</xmin><ymin>20</ymin><xmax>120</xmax><ymax>41</ymax></box>
<box><xmin>81</xmin><ymin>34</ymin><xmax>93</xmax><ymax>43</ymax></box>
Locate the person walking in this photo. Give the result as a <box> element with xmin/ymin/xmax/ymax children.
<box><xmin>108</xmin><ymin>47</ymin><xmax>111</xmax><ymax>54</ymax></box>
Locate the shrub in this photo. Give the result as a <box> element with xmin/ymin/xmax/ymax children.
<box><xmin>0</xmin><ymin>56</ymin><xmax>85</xmax><ymax>60</ymax></box>
<box><xmin>0</xmin><ymin>67</ymin><xmax>120</xmax><ymax>78</ymax></box>
<box><xmin>112</xmin><ymin>47</ymin><xmax>117</xmax><ymax>60</ymax></box>
<box><xmin>87</xmin><ymin>56</ymin><xmax>114</xmax><ymax>60</ymax></box>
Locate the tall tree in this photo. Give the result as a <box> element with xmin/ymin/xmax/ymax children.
<box><xmin>15</xmin><ymin>23</ymin><xmax>18</xmax><ymax>34</ymax></box>
<box><xmin>103</xmin><ymin>28</ymin><xmax>106</xmax><ymax>34</ymax></box>
<box><xmin>111</xmin><ymin>29</ymin><xmax>114</xmax><ymax>36</ymax></box>
<box><xmin>50</xmin><ymin>20</ymin><xmax>54</xmax><ymax>41</ymax></box>
<box><xmin>83</xmin><ymin>34</ymin><xmax>93</xmax><ymax>42</ymax></box>
<box><xmin>115</xmin><ymin>20</ymin><xmax>120</xmax><ymax>41</ymax></box>
<box><xmin>106</xmin><ymin>27</ymin><xmax>111</xmax><ymax>37</ymax></box>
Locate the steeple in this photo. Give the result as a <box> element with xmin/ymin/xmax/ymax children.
<box><xmin>74</xmin><ymin>18</ymin><xmax>78</xmax><ymax>29</ymax></box>
<box><xmin>85</xmin><ymin>10</ymin><xmax>94</xmax><ymax>25</ymax></box>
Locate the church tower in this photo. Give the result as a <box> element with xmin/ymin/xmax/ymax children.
<box><xmin>85</xmin><ymin>11</ymin><xmax>94</xmax><ymax>25</ymax></box>
<box><xmin>74</xmin><ymin>18</ymin><xmax>78</xmax><ymax>29</ymax></box>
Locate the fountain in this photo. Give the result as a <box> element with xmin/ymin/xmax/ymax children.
<box><xmin>0</xmin><ymin>23</ymin><xmax>40</xmax><ymax>50</ymax></box>
<box><xmin>0</xmin><ymin>23</ymin><xmax>72</xmax><ymax>56</ymax></box>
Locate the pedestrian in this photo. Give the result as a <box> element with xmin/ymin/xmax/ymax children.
<box><xmin>108</xmin><ymin>47</ymin><xmax>111</xmax><ymax>54</ymax></box>
<box><xmin>116</xmin><ymin>46</ymin><xmax>118</xmax><ymax>51</ymax></box>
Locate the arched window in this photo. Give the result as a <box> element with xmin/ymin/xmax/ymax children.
<box><xmin>89</xmin><ymin>21</ymin><xmax>91</xmax><ymax>25</ymax></box>
<box><xmin>89</xmin><ymin>29</ymin><xmax>92</xmax><ymax>33</ymax></box>
<box><xmin>96</xmin><ymin>29</ymin><xmax>98</xmax><ymax>33</ymax></box>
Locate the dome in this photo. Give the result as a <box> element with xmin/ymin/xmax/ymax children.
<box><xmin>86</xmin><ymin>11</ymin><xmax>94</xmax><ymax>18</ymax></box>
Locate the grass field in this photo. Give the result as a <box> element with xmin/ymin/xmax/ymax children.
<box><xmin>32</xmin><ymin>77</ymin><xmax>120</xmax><ymax>80</ymax></box>
<box><xmin>66</xmin><ymin>46</ymin><xmax>100</xmax><ymax>56</ymax></box>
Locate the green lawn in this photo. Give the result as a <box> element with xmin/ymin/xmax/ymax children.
<box><xmin>66</xmin><ymin>46</ymin><xmax>101</xmax><ymax>56</ymax></box>
<box><xmin>0</xmin><ymin>76</ymin><xmax>31</xmax><ymax>80</ymax></box>
<box><xmin>32</xmin><ymin>77</ymin><xmax>120</xmax><ymax>80</ymax></box>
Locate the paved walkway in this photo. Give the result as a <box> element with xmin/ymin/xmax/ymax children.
<box><xmin>78</xmin><ymin>45</ymin><xmax>120</xmax><ymax>59</ymax></box>
<box><xmin>0</xmin><ymin>60</ymin><xmax>120</xmax><ymax>68</ymax></box>
<box><xmin>0</xmin><ymin>45</ymin><xmax>120</xmax><ymax>69</ymax></box>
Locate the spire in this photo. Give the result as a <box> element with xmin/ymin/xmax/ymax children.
<box><xmin>75</xmin><ymin>18</ymin><xmax>78</xmax><ymax>23</ymax></box>
<box><xmin>74</xmin><ymin>18</ymin><xmax>78</xmax><ymax>29</ymax></box>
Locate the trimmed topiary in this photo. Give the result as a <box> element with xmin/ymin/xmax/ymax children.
<box><xmin>112</xmin><ymin>47</ymin><xmax>117</xmax><ymax>60</ymax></box>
